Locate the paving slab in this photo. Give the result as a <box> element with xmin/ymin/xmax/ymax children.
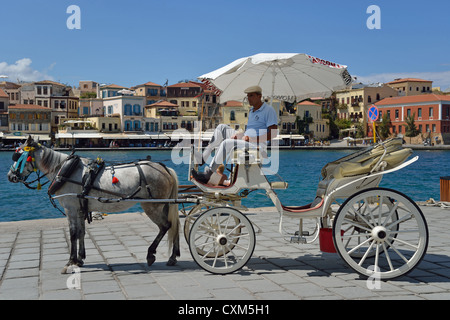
<box><xmin>0</xmin><ymin>205</ymin><xmax>449</xmax><ymax>301</ymax></box>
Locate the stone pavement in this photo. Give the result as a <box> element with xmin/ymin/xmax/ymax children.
<box><xmin>0</xmin><ymin>205</ymin><xmax>450</xmax><ymax>301</ymax></box>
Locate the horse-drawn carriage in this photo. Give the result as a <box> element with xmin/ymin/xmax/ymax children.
<box><xmin>183</xmin><ymin>138</ymin><xmax>428</xmax><ymax>279</ymax></box>
<box><xmin>8</xmin><ymin>137</ymin><xmax>428</xmax><ymax>280</ymax></box>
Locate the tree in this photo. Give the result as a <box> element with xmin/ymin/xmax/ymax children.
<box><xmin>296</xmin><ymin>114</ymin><xmax>313</xmax><ymax>135</ymax></box>
<box><xmin>404</xmin><ymin>113</ymin><xmax>420</xmax><ymax>143</ymax></box>
<box><xmin>377</xmin><ymin>113</ymin><xmax>392</xmax><ymax>140</ymax></box>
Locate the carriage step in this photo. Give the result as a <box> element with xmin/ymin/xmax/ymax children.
<box><xmin>290</xmin><ymin>236</ymin><xmax>307</xmax><ymax>244</ymax></box>
<box><xmin>295</xmin><ymin>231</ymin><xmax>310</xmax><ymax>236</ymax></box>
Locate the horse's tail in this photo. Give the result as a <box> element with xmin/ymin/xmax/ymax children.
<box><xmin>166</xmin><ymin>167</ymin><xmax>180</xmax><ymax>256</ymax></box>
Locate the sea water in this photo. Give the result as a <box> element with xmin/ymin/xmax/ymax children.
<box><xmin>0</xmin><ymin>148</ymin><xmax>447</xmax><ymax>222</ymax></box>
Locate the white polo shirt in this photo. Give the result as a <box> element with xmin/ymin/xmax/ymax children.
<box><xmin>244</xmin><ymin>102</ymin><xmax>278</xmax><ymax>138</ymax></box>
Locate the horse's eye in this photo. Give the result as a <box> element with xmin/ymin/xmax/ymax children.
<box><xmin>12</xmin><ymin>153</ymin><xmax>21</xmax><ymax>162</ymax></box>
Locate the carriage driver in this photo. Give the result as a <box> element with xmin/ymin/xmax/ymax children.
<box><xmin>191</xmin><ymin>85</ymin><xmax>278</xmax><ymax>184</ymax></box>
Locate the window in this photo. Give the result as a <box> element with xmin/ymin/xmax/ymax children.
<box><xmin>418</xmin><ymin>108</ymin><xmax>422</xmax><ymax>118</ymax></box>
<box><xmin>407</xmin><ymin>109</ymin><xmax>411</xmax><ymax>118</ymax></box>
<box><xmin>395</xmin><ymin>110</ymin><xmax>399</xmax><ymax>119</ymax></box>
<box><xmin>133</xmin><ymin>104</ymin><xmax>141</xmax><ymax>115</ymax></box>
<box><xmin>429</xmin><ymin>107</ymin><xmax>433</xmax><ymax>118</ymax></box>
<box><xmin>230</xmin><ymin>110</ymin><xmax>236</xmax><ymax>121</ymax></box>
<box><xmin>125</xmin><ymin>120</ymin><xmax>132</xmax><ymax>131</ymax></box>
<box><xmin>124</xmin><ymin>104</ymin><xmax>132</xmax><ymax>115</ymax></box>
<box><xmin>134</xmin><ymin>120</ymin><xmax>140</xmax><ymax>130</ymax></box>
<box><xmin>37</xmin><ymin>86</ymin><xmax>42</xmax><ymax>95</ymax></box>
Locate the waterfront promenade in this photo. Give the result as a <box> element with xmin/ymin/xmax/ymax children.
<box><xmin>0</xmin><ymin>204</ymin><xmax>449</xmax><ymax>300</ymax></box>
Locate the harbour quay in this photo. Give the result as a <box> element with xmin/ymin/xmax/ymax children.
<box><xmin>0</xmin><ymin>204</ymin><xmax>449</xmax><ymax>301</ymax></box>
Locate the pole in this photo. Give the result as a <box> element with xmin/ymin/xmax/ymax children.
<box><xmin>373</xmin><ymin>121</ymin><xmax>376</xmax><ymax>144</ymax></box>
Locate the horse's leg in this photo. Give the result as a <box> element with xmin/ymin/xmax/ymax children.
<box><xmin>77</xmin><ymin>210</ymin><xmax>86</xmax><ymax>265</ymax></box>
<box><xmin>167</xmin><ymin>232</ymin><xmax>180</xmax><ymax>267</ymax></box>
<box><xmin>61</xmin><ymin>207</ymin><xmax>85</xmax><ymax>274</ymax></box>
<box><xmin>143</xmin><ymin>203</ymin><xmax>176</xmax><ymax>267</ymax></box>
<box><xmin>146</xmin><ymin>226</ymin><xmax>169</xmax><ymax>266</ymax></box>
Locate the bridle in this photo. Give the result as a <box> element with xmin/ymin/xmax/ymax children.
<box><xmin>10</xmin><ymin>144</ymin><xmax>48</xmax><ymax>190</ymax></box>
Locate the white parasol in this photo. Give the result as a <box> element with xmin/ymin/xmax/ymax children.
<box><xmin>198</xmin><ymin>53</ymin><xmax>352</xmax><ymax>104</ymax></box>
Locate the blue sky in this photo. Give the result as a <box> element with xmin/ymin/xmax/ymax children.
<box><xmin>1</xmin><ymin>0</ymin><xmax>450</xmax><ymax>90</ymax></box>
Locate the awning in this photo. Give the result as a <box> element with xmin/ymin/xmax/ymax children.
<box><xmin>56</xmin><ymin>133</ymin><xmax>103</xmax><ymax>139</ymax></box>
<box><xmin>3</xmin><ymin>134</ymin><xmax>51</xmax><ymax>141</ymax></box>
<box><xmin>275</xmin><ymin>134</ymin><xmax>305</xmax><ymax>140</ymax></box>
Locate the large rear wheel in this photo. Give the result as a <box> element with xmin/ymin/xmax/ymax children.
<box><xmin>333</xmin><ymin>188</ymin><xmax>428</xmax><ymax>280</ymax></box>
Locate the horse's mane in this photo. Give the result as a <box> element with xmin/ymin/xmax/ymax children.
<box><xmin>36</xmin><ymin>144</ymin><xmax>69</xmax><ymax>174</ymax></box>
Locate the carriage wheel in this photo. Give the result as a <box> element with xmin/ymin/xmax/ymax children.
<box><xmin>189</xmin><ymin>207</ymin><xmax>256</xmax><ymax>274</ymax></box>
<box><xmin>183</xmin><ymin>204</ymin><xmax>210</xmax><ymax>243</ymax></box>
<box><xmin>333</xmin><ymin>188</ymin><xmax>428</xmax><ymax>280</ymax></box>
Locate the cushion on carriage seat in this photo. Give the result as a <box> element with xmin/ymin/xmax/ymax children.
<box><xmin>282</xmin><ymin>197</ymin><xmax>324</xmax><ymax>213</ymax></box>
<box><xmin>332</xmin><ymin>148</ymin><xmax>412</xmax><ymax>179</ymax></box>
<box><xmin>320</xmin><ymin>138</ymin><xmax>412</xmax><ymax>179</ymax></box>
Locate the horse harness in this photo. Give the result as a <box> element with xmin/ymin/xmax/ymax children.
<box><xmin>48</xmin><ymin>153</ymin><xmax>163</xmax><ymax>223</ymax></box>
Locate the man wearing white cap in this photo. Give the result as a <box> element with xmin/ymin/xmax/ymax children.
<box><xmin>191</xmin><ymin>85</ymin><xmax>278</xmax><ymax>183</ymax></box>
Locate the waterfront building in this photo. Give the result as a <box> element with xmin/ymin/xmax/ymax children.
<box><xmin>133</xmin><ymin>81</ymin><xmax>166</xmax><ymax>106</ymax></box>
<box><xmin>17</xmin><ymin>80</ymin><xmax>79</xmax><ymax>133</ymax></box>
<box><xmin>102</xmin><ymin>94</ymin><xmax>146</xmax><ymax>132</ymax></box>
<box><xmin>386</xmin><ymin>78</ymin><xmax>433</xmax><ymax>96</ymax></box>
<box><xmin>296</xmin><ymin>101</ymin><xmax>330</xmax><ymax>140</ymax></box>
<box><xmin>375</xmin><ymin>94</ymin><xmax>450</xmax><ymax>145</ymax></box>
<box><xmin>78</xmin><ymin>80</ymin><xmax>99</xmax><ymax>96</ymax></box>
<box><xmin>196</xmin><ymin>82</ymin><xmax>222</xmax><ymax>131</ymax></box>
<box><xmin>335</xmin><ymin>83</ymin><xmax>398</xmax><ymax>123</ymax></box>
<box><xmin>222</xmin><ymin>100</ymin><xmax>248</xmax><ymax>132</ymax></box>
<box><xmin>99</xmin><ymin>84</ymin><xmax>128</xmax><ymax>99</ymax></box>
<box><xmin>0</xmin><ymin>81</ymin><xmax>21</xmax><ymax>105</ymax></box>
<box><xmin>167</xmin><ymin>82</ymin><xmax>201</xmax><ymax>116</ymax></box>
<box><xmin>49</xmin><ymin>95</ymin><xmax>79</xmax><ymax>132</ymax></box>
<box><xmin>7</xmin><ymin>104</ymin><xmax>51</xmax><ymax>142</ymax></box>
<box><xmin>0</xmin><ymin>89</ymin><xmax>9</xmax><ymax>132</ymax></box>
<box><xmin>79</xmin><ymin>98</ymin><xmax>103</xmax><ymax>116</ymax></box>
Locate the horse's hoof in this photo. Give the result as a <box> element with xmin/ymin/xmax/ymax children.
<box><xmin>61</xmin><ymin>266</ymin><xmax>69</xmax><ymax>274</ymax></box>
<box><xmin>147</xmin><ymin>255</ymin><xmax>156</xmax><ymax>267</ymax></box>
<box><xmin>76</xmin><ymin>260</ymin><xmax>84</xmax><ymax>267</ymax></box>
<box><xmin>166</xmin><ymin>258</ymin><xmax>177</xmax><ymax>266</ymax></box>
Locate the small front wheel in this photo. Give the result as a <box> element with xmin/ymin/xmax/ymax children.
<box><xmin>333</xmin><ymin>188</ymin><xmax>428</xmax><ymax>280</ymax></box>
<box><xmin>189</xmin><ymin>207</ymin><xmax>256</xmax><ymax>274</ymax></box>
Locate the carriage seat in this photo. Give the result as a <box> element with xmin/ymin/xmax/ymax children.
<box><xmin>321</xmin><ymin>138</ymin><xmax>412</xmax><ymax>180</ymax></box>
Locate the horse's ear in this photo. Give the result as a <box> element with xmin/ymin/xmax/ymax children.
<box><xmin>26</xmin><ymin>135</ymin><xmax>33</xmax><ymax>145</ymax></box>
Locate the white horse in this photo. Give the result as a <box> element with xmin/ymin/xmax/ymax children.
<box><xmin>7</xmin><ymin>136</ymin><xmax>180</xmax><ymax>274</ymax></box>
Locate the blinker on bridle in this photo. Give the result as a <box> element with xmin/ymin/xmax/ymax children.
<box><xmin>11</xmin><ymin>145</ymin><xmax>47</xmax><ymax>190</ymax></box>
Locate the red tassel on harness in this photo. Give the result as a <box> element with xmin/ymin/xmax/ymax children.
<box><xmin>27</xmin><ymin>156</ymin><xmax>33</xmax><ymax>162</ymax></box>
<box><xmin>112</xmin><ymin>176</ymin><xmax>119</xmax><ymax>184</ymax></box>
